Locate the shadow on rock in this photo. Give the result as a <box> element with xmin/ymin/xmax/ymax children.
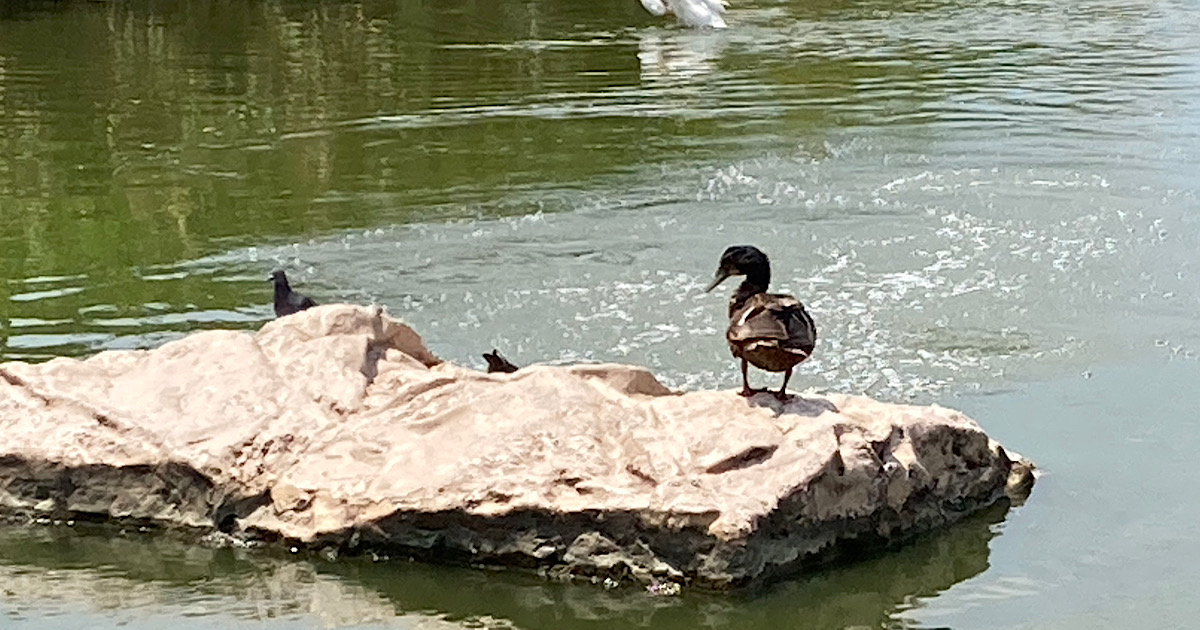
<box><xmin>746</xmin><ymin>392</ymin><xmax>841</xmax><ymax>417</ymax></box>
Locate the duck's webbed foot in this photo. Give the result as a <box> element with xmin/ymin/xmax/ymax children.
<box><xmin>773</xmin><ymin>389</ymin><xmax>793</xmax><ymax>402</ymax></box>
<box><xmin>739</xmin><ymin>386</ymin><xmax>763</xmax><ymax>398</ymax></box>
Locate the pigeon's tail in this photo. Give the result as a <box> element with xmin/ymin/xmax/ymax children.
<box><xmin>482</xmin><ymin>349</ymin><xmax>520</xmax><ymax>374</ymax></box>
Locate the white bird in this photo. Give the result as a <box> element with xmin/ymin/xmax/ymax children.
<box><xmin>639</xmin><ymin>0</ymin><xmax>728</xmax><ymax>28</ymax></box>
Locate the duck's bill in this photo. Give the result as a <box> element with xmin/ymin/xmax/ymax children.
<box><xmin>705</xmin><ymin>272</ymin><xmax>731</xmax><ymax>293</ymax></box>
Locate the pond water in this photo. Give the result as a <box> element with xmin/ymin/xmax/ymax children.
<box><xmin>1</xmin><ymin>0</ymin><xmax>1198</xmax><ymax>628</ymax></box>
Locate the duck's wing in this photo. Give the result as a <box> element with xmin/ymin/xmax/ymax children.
<box><xmin>775</xmin><ymin>294</ymin><xmax>817</xmax><ymax>354</ymax></box>
<box><xmin>728</xmin><ymin>293</ymin><xmax>816</xmax><ymax>355</ymax></box>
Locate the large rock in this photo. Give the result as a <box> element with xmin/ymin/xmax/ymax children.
<box><xmin>0</xmin><ymin>305</ymin><xmax>1034</xmax><ymax>589</ymax></box>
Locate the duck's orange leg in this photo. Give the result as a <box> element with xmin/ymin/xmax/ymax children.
<box><xmin>739</xmin><ymin>359</ymin><xmax>761</xmax><ymax>397</ymax></box>
<box><xmin>774</xmin><ymin>367</ymin><xmax>794</xmax><ymax>401</ymax></box>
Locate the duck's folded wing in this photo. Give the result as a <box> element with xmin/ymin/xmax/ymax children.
<box><xmin>729</xmin><ymin>295</ymin><xmax>815</xmax><ymax>353</ymax></box>
<box><xmin>728</xmin><ymin>295</ymin><xmax>793</xmax><ymax>341</ymax></box>
<box><xmin>773</xmin><ymin>298</ymin><xmax>817</xmax><ymax>353</ymax></box>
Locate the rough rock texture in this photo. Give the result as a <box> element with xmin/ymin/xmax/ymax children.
<box><xmin>0</xmin><ymin>305</ymin><xmax>1034</xmax><ymax>589</ymax></box>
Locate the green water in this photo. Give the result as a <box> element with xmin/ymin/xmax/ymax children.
<box><xmin>2</xmin><ymin>0</ymin><xmax>1199</xmax><ymax>627</ymax></box>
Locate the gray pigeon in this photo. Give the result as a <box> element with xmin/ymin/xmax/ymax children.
<box><xmin>482</xmin><ymin>349</ymin><xmax>520</xmax><ymax>373</ymax></box>
<box><xmin>269</xmin><ymin>270</ymin><xmax>317</xmax><ymax>318</ymax></box>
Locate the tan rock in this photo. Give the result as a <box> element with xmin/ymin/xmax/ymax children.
<box><xmin>0</xmin><ymin>304</ymin><xmax>1034</xmax><ymax>589</ymax></box>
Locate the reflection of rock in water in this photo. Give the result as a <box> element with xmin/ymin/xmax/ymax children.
<box><xmin>0</xmin><ymin>499</ymin><xmax>1008</xmax><ymax>629</ymax></box>
<box><xmin>704</xmin><ymin>501</ymin><xmax>1010</xmax><ymax>629</ymax></box>
<box><xmin>636</xmin><ymin>32</ymin><xmax>728</xmax><ymax>84</ymax></box>
<box><xmin>323</xmin><ymin>501</ymin><xmax>1012</xmax><ymax>629</ymax></box>
<box><xmin>0</xmin><ymin>523</ymin><xmax>411</xmax><ymax>627</ymax></box>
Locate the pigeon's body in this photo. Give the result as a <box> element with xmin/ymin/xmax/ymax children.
<box><xmin>483</xmin><ymin>349</ymin><xmax>520</xmax><ymax>374</ymax></box>
<box><xmin>270</xmin><ymin>271</ymin><xmax>317</xmax><ymax>318</ymax></box>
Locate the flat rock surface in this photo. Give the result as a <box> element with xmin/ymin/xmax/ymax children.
<box><xmin>0</xmin><ymin>305</ymin><xmax>1033</xmax><ymax>589</ymax></box>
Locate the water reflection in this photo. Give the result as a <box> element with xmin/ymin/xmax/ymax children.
<box><xmin>0</xmin><ymin>502</ymin><xmax>1012</xmax><ymax>629</ymax></box>
<box><xmin>0</xmin><ymin>0</ymin><xmax>737</xmax><ymax>364</ymax></box>
<box><xmin>3</xmin><ymin>0</ymin><xmax>1194</xmax><ymax>376</ymax></box>
<box><xmin>0</xmin><ymin>526</ymin><xmax>422</xmax><ymax>628</ymax></box>
<box><xmin>636</xmin><ymin>30</ymin><xmax>728</xmax><ymax>83</ymax></box>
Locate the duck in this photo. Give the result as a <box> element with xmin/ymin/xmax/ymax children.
<box><xmin>705</xmin><ymin>245</ymin><xmax>817</xmax><ymax>400</ymax></box>
<box><xmin>638</xmin><ymin>0</ymin><xmax>728</xmax><ymax>28</ymax></box>
<box><xmin>269</xmin><ymin>270</ymin><xmax>317</xmax><ymax>318</ymax></box>
<box><xmin>482</xmin><ymin>349</ymin><xmax>520</xmax><ymax>374</ymax></box>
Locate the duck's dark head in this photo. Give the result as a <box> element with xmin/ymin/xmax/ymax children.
<box><xmin>705</xmin><ymin>245</ymin><xmax>771</xmax><ymax>292</ymax></box>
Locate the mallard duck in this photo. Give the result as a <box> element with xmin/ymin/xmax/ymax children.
<box><xmin>482</xmin><ymin>349</ymin><xmax>520</xmax><ymax>373</ymax></box>
<box><xmin>705</xmin><ymin>245</ymin><xmax>817</xmax><ymax>400</ymax></box>
<box><xmin>638</xmin><ymin>0</ymin><xmax>728</xmax><ymax>28</ymax></box>
<box><xmin>269</xmin><ymin>270</ymin><xmax>317</xmax><ymax>318</ymax></box>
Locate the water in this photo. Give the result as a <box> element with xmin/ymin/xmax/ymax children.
<box><xmin>1</xmin><ymin>0</ymin><xmax>1198</xmax><ymax>627</ymax></box>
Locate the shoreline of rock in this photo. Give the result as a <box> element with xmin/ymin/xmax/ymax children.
<box><xmin>0</xmin><ymin>304</ymin><xmax>1035</xmax><ymax>590</ymax></box>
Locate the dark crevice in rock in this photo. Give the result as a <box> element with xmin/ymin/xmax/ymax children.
<box><xmin>92</xmin><ymin>413</ymin><xmax>119</xmax><ymax>430</ymax></box>
<box><xmin>869</xmin><ymin>426</ymin><xmax>903</xmax><ymax>460</ymax></box>
<box><xmin>705</xmin><ymin>445</ymin><xmax>778</xmax><ymax>474</ymax></box>
<box><xmin>624</xmin><ymin>464</ymin><xmax>658</xmax><ymax>486</ymax></box>
<box><xmin>212</xmin><ymin>490</ymin><xmax>272</xmax><ymax>534</ymax></box>
<box><xmin>0</xmin><ymin>368</ymin><xmax>49</xmax><ymax>404</ymax></box>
